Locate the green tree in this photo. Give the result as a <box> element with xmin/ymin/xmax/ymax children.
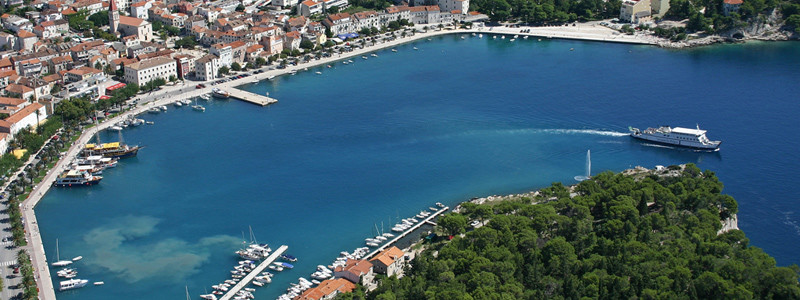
<box><xmin>438</xmin><ymin>213</ymin><xmax>468</xmax><ymax>236</ymax></box>
<box><xmin>218</xmin><ymin>66</ymin><xmax>230</xmax><ymax>76</ymax></box>
<box><xmin>255</xmin><ymin>57</ymin><xmax>267</xmax><ymax>66</ymax></box>
<box><xmin>88</xmin><ymin>10</ymin><xmax>109</xmax><ymax>27</ymax></box>
<box><xmin>787</xmin><ymin>14</ymin><xmax>800</xmax><ymax>33</ymax></box>
<box><xmin>236</xmin><ymin>4</ymin><xmax>245</xmax><ymax>11</ymax></box>
<box><xmin>231</xmin><ymin>62</ymin><xmax>241</xmax><ymax>71</ymax></box>
<box><xmin>300</xmin><ymin>39</ymin><xmax>315</xmax><ymax>50</ymax></box>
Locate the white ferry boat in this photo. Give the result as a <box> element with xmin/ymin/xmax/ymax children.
<box><xmin>629</xmin><ymin>125</ymin><xmax>721</xmax><ymax>151</ymax></box>
<box><xmin>54</xmin><ymin>170</ymin><xmax>102</xmax><ymax>187</ymax></box>
<box><xmin>59</xmin><ymin>278</ymin><xmax>88</xmax><ymax>291</ymax></box>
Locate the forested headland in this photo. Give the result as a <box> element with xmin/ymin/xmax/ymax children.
<box><xmin>347</xmin><ymin>164</ymin><xmax>800</xmax><ymax>299</ymax></box>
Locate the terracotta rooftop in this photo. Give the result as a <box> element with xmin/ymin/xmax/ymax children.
<box><xmin>0</xmin><ymin>97</ymin><xmax>25</xmax><ymax>107</ymax></box>
<box><xmin>370</xmin><ymin>246</ymin><xmax>404</xmax><ymax>267</ymax></box>
<box><xmin>5</xmin><ymin>84</ymin><xmax>33</xmax><ymax>95</ymax></box>
<box><xmin>334</xmin><ymin>259</ymin><xmax>372</xmax><ymax>278</ymax></box>
<box><xmin>5</xmin><ymin>103</ymin><xmax>43</xmax><ymax>125</ymax></box>
<box><xmin>67</xmin><ymin>66</ymin><xmax>102</xmax><ymax>76</ymax></box>
<box><xmin>126</xmin><ymin>56</ymin><xmax>174</xmax><ymax>70</ymax></box>
<box><xmin>296</xmin><ymin>278</ymin><xmax>355</xmax><ymax>300</ymax></box>
<box><xmin>119</xmin><ymin>16</ymin><xmax>147</xmax><ymax>26</ymax></box>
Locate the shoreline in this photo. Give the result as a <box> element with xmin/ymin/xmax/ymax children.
<box><xmin>18</xmin><ymin>24</ymin><xmax>759</xmax><ymax>298</ymax></box>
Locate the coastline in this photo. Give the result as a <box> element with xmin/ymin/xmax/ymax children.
<box><xmin>18</xmin><ymin>24</ymin><xmax>751</xmax><ymax>298</ymax></box>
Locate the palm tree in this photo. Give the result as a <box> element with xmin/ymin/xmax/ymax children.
<box><xmin>34</xmin><ymin>109</ymin><xmax>40</xmax><ymax>134</ymax></box>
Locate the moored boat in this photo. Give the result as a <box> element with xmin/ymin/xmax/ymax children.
<box><xmin>212</xmin><ymin>88</ymin><xmax>230</xmax><ymax>98</ymax></box>
<box><xmin>54</xmin><ymin>170</ymin><xmax>102</xmax><ymax>187</ymax></box>
<box><xmin>83</xmin><ymin>142</ymin><xmax>141</xmax><ymax>159</ymax></box>
<box><xmin>629</xmin><ymin>125</ymin><xmax>721</xmax><ymax>151</ymax></box>
<box><xmin>59</xmin><ymin>279</ymin><xmax>88</xmax><ymax>291</ymax></box>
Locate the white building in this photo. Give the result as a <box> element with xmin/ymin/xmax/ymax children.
<box><xmin>194</xmin><ymin>54</ymin><xmax>219</xmax><ymax>81</ymax></box>
<box><xmin>438</xmin><ymin>0</ymin><xmax>469</xmax><ymax>15</ymax></box>
<box><xmin>298</xmin><ymin>0</ymin><xmax>323</xmax><ymax>17</ymax></box>
<box><xmin>322</xmin><ymin>13</ymin><xmax>355</xmax><ymax>35</ymax></box>
<box><xmin>210</xmin><ymin>44</ymin><xmax>233</xmax><ymax>68</ymax></box>
<box><xmin>620</xmin><ymin>0</ymin><xmax>651</xmax><ymax>23</ymax></box>
<box><xmin>353</xmin><ymin>11</ymin><xmax>380</xmax><ymax>30</ymax></box>
<box><xmin>124</xmin><ymin>56</ymin><xmax>177</xmax><ymax>86</ymax></box>
<box><xmin>119</xmin><ymin>16</ymin><xmax>154</xmax><ymax>41</ymax></box>
<box><xmin>273</xmin><ymin>0</ymin><xmax>300</xmax><ymax>8</ymax></box>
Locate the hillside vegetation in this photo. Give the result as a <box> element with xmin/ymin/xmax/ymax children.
<box><xmin>360</xmin><ymin>164</ymin><xmax>800</xmax><ymax>299</ymax></box>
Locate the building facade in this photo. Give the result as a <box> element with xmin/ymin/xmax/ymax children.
<box><xmin>123</xmin><ymin>56</ymin><xmax>176</xmax><ymax>86</ymax></box>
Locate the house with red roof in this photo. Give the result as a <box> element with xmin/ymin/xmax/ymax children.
<box><xmin>369</xmin><ymin>246</ymin><xmax>405</xmax><ymax>277</ymax></box>
<box><xmin>723</xmin><ymin>0</ymin><xmax>743</xmax><ymax>15</ymax></box>
<box><xmin>296</xmin><ymin>278</ymin><xmax>356</xmax><ymax>300</ymax></box>
<box><xmin>333</xmin><ymin>259</ymin><xmax>374</xmax><ymax>285</ymax></box>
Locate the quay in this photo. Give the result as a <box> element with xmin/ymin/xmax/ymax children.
<box><xmin>365</xmin><ymin>206</ymin><xmax>449</xmax><ymax>260</ymax></box>
<box><xmin>220</xmin><ymin>245</ymin><xmax>288</xmax><ymax>300</ymax></box>
<box><xmin>226</xmin><ymin>88</ymin><xmax>278</xmax><ymax>106</ymax></box>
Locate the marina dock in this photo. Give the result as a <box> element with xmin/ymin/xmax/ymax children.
<box><xmin>227</xmin><ymin>88</ymin><xmax>278</xmax><ymax>106</ymax></box>
<box><xmin>365</xmin><ymin>206</ymin><xmax>449</xmax><ymax>260</ymax></box>
<box><xmin>220</xmin><ymin>245</ymin><xmax>288</xmax><ymax>300</ymax></box>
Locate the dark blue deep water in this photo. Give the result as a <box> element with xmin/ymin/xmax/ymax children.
<box><xmin>36</xmin><ymin>36</ymin><xmax>800</xmax><ymax>299</ymax></box>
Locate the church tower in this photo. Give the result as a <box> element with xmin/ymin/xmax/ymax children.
<box><xmin>109</xmin><ymin>0</ymin><xmax>120</xmax><ymax>34</ymax></box>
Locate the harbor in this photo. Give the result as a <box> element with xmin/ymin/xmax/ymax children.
<box><xmin>364</xmin><ymin>204</ymin><xmax>449</xmax><ymax>260</ymax></box>
<box><xmin>219</xmin><ymin>245</ymin><xmax>288</xmax><ymax>300</ymax></box>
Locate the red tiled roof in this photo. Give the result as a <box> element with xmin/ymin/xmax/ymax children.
<box><xmin>5</xmin><ymin>103</ymin><xmax>43</xmax><ymax>125</ymax></box>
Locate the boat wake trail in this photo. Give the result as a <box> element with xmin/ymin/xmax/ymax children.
<box><xmin>510</xmin><ymin>128</ymin><xmax>629</xmax><ymax>137</ymax></box>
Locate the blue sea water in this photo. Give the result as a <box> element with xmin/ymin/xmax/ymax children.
<box><xmin>36</xmin><ymin>36</ymin><xmax>800</xmax><ymax>299</ymax></box>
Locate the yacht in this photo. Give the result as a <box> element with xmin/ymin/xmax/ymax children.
<box><xmin>629</xmin><ymin>125</ymin><xmax>721</xmax><ymax>151</ymax></box>
<box><xmin>212</xmin><ymin>88</ymin><xmax>230</xmax><ymax>98</ymax></box>
<box><xmin>83</xmin><ymin>142</ymin><xmax>141</xmax><ymax>159</ymax></box>
<box><xmin>54</xmin><ymin>170</ymin><xmax>102</xmax><ymax>187</ymax></box>
<box><xmin>192</xmin><ymin>104</ymin><xmax>206</xmax><ymax>112</ymax></box>
<box><xmin>159</xmin><ymin>105</ymin><xmax>168</xmax><ymax>111</ymax></box>
<box><xmin>148</xmin><ymin>107</ymin><xmax>161</xmax><ymax>114</ymax></box>
<box><xmin>200</xmin><ymin>94</ymin><xmax>211</xmax><ymax>100</ymax></box>
<box><xmin>59</xmin><ymin>279</ymin><xmax>89</xmax><ymax>291</ymax></box>
<box><xmin>174</xmin><ymin>101</ymin><xmax>183</xmax><ymax>107</ymax></box>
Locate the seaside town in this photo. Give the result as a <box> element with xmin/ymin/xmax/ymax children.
<box><xmin>0</xmin><ymin>0</ymin><xmax>793</xmax><ymax>295</ymax></box>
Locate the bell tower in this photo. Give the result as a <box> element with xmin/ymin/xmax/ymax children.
<box><xmin>109</xmin><ymin>0</ymin><xmax>120</xmax><ymax>34</ymax></box>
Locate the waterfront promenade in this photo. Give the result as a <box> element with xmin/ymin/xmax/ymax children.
<box><xmin>226</xmin><ymin>88</ymin><xmax>278</xmax><ymax>106</ymax></box>
<box><xmin>220</xmin><ymin>245</ymin><xmax>288</xmax><ymax>300</ymax></box>
<box><xmin>15</xmin><ymin>22</ymin><xmax>659</xmax><ymax>298</ymax></box>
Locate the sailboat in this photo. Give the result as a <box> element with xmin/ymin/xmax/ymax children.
<box><xmin>52</xmin><ymin>239</ymin><xmax>73</xmax><ymax>267</ymax></box>
<box><xmin>574</xmin><ymin>150</ymin><xmax>591</xmax><ymax>181</ymax></box>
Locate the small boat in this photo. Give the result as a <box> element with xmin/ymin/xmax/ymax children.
<box><xmin>479</xmin><ymin>34</ymin><xmax>483</xmax><ymax>38</ymax></box>
<box><xmin>510</xmin><ymin>38</ymin><xmax>515</xmax><ymax>42</ymax></box>
<box><xmin>315</xmin><ymin>71</ymin><xmax>322</xmax><ymax>75</ymax></box>
<box><xmin>244</xmin><ymin>288</ymin><xmax>256</xmax><ymax>292</ymax></box>
<box><xmin>251</xmin><ymin>79</ymin><xmax>258</xmax><ymax>83</ymax></box>
<box><xmin>211</xmin><ymin>88</ymin><xmax>230</xmax><ymax>98</ymax></box>
<box><xmin>148</xmin><ymin>107</ymin><xmax>160</xmax><ymax>114</ymax></box>
<box><xmin>348</xmin><ymin>59</ymin><xmax>353</xmax><ymax>63</ymax></box>
<box><xmin>252</xmin><ymin>281</ymin><xmax>264</xmax><ymax>287</ymax></box>
<box><xmin>461</xmin><ymin>36</ymin><xmax>465</xmax><ymax>39</ymax></box>
<box><xmin>280</xmin><ymin>262</ymin><xmax>294</xmax><ymax>269</ymax></box>
<box><xmin>280</xmin><ymin>254</ymin><xmax>298</xmax><ymax>262</ymax></box>
<box><xmin>523</xmin><ymin>36</ymin><xmax>529</xmax><ymax>39</ymax></box>
<box><xmin>501</xmin><ymin>36</ymin><xmax>505</xmax><ymax>39</ymax></box>
<box><xmin>174</xmin><ymin>101</ymin><xmax>183</xmax><ymax>107</ymax></box>
<box><xmin>493</xmin><ymin>35</ymin><xmax>497</xmax><ymax>39</ymax></box>
<box><xmin>93</xmin><ymin>281</ymin><xmax>104</xmax><ymax>286</ymax></box>
<box><xmin>471</xmin><ymin>33</ymin><xmax>476</xmax><ymax>36</ymax></box>
<box><xmin>361</xmin><ymin>55</ymin><xmax>368</xmax><ymax>60</ymax></box>
<box><xmin>72</xmin><ymin>256</ymin><xmax>83</xmax><ymax>261</ymax></box>
<box><xmin>429</xmin><ymin>207</ymin><xmax>438</xmax><ymax>211</ymax></box>
<box><xmin>290</xmin><ymin>70</ymin><xmax>297</xmax><ymax>75</ymax></box>
<box><xmin>370</xmin><ymin>53</ymin><xmax>377</xmax><ymax>57</ymax></box>
<box><xmin>145</xmin><ymin>121</ymin><xmax>154</xmax><ymax>125</ymax></box>
<box><xmin>514</xmin><ymin>35</ymin><xmax>519</xmax><ymax>38</ymax></box>
<box><xmin>413</xmin><ymin>47</ymin><xmax>418</xmax><ymax>50</ymax></box>
<box><xmin>570</xmin><ymin>48</ymin><xmax>574</xmax><ymax>51</ymax></box>
<box><xmin>382</xmin><ymin>233</ymin><xmax>394</xmax><ymax>238</ymax></box>
<box><xmin>200</xmin><ymin>94</ymin><xmax>211</xmax><ymax>101</ymax></box>
<box><xmin>267</xmin><ymin>75</ymin><xmax>276</xmax><ymax>80</ymax></box>
<box><xmin>436</xmin><ymin>202</ymin><xmax>445</xmax><ymax>208</ymax></box>
<box><xmin>366</xmin><ymin>242</ymin><xmax>379</xmax><ymax>247</ymax></box>
<box><xmin>391</xmin><ymin>49</ymin><xmax>397</xmax><ymax>52</ymax></box>
<box><xmin>200</xmin><ymin>294</ymin><xmax>217</xmax><ymax>300</ymax></box>
<box><xmin>159</xmin><ymin>105</ymin><xmax>168</xmax><ymax>111</ymax></box>
<box><xmin>131</xmin><ymin>118</ymin><xmax>145</xmax><ymax>126</ymax></box>
<box><xmin>326</xmin><ymin>65</ymin><xmax>332</xmax><ymax>68</ymax></box>
<box><xmin>192</xmin><ymin>105</ymin><xmax>205</xmax><ymax>112</ymax></box>
<box><xmin>182</xmin><ymin>99</ymin><xmax>193</xmax><ymax>105</ymax></box>
<box><xmin>109</xmin><ymin>126</ymin><xmax>123</xmax><ymax>131</ymax></box>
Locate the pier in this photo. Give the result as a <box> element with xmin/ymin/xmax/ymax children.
<box><xmin>227</xmin><ymin>88</ymin><xmax>278</xmax><ymax>106</ymax></box>
<box><xmin>365</xmin><ymin>206</ymin><xmax>449</xmax><ymax>260</ymax></box>
<box><xmin>220</xmin><ymin>245</ymin><xmax>288</xmax><ymax>300</ymax></box>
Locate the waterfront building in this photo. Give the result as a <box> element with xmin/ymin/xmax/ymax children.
<box><xmin>650</xmin><ymin>0</ymin><xmax>670</xmax><ymax>17</ymax></box>
<box><xmin>438</xmin><ymin>0</ymin><xmax>469</xmax><ymax>16</ymax></box>
<box><xmin>409</xmin><ymin>5</ymin><xmax>441</xmax><ymax>25</ymax></box>
<box><xmin>322</xmin><ymin>13</ymin><xmax>355</xmax><ymax>35</ymax></box>
<box><xmin>620</xmin><ymin>0</ymin><xmax>652</xmax><ymax>24</ymax></box>
<box><xmin>118</xmin><ymin>16</ymin><xmax>154</xmax><ymax>42</ymax></box>
<box><xmin>210</xmin><ymin>44</ymin><xmax>233</xmax><ymax>68</ymax></box>
<box><xmin>173</xmin><ymin>54</ymin><xmax>195</xmax><ymax>79</ymax></box>
<box><xmin>322</xmin><ymin>0</ymin><xmax>348</xmax><ymax>12</ymax></box>
<box><xmin>384</xmin><ymin>6</ymin><xmax>411</xmax><ymax>23</ymax></box>
<box><xmin>723</xmin><ymin>0</ymin><xmax>743</xmax><ymax>16</ymax></box>
<box><xmin>333</xmin><ymin>259</ymin><xmax>374</xmax><ymax>285</ymax></box>
<box><xmin>123</xmin><ymin>56</ymin><xmax>176</xmax><ymax>86</ymax></box>
<box><xmin>369</xmin><ymin>246</ymin><xmax>405</xmax><ymax>277</ymax></box>
<box><xmin>194</xmin><ymin>54</ymin><xmax>219</xmax><ymax>81</ymax></box>
<box><xmin>296</xmin><ymin>278</ymin><xmax>356</xmax><ymax>300</ymax></box>
<box><xmin>261</xmin><ymin>35</ymin><xmax>283</xmax><ymax>55</ymax></box>
<box><xmin>283</xmin><ymin>31</ymin><xmax>302</xmax><ymax>51</ymax></box>
<box><xmin>353</xmin><ymin>11</ymin><xmax>381</xmax><ymax>31</ymax></box>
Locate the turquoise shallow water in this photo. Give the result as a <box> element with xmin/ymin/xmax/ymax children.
<box><xmin>37</xmin><ymin>36</ymin><xmax>800</xmax><ymax>299</ymax></box>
